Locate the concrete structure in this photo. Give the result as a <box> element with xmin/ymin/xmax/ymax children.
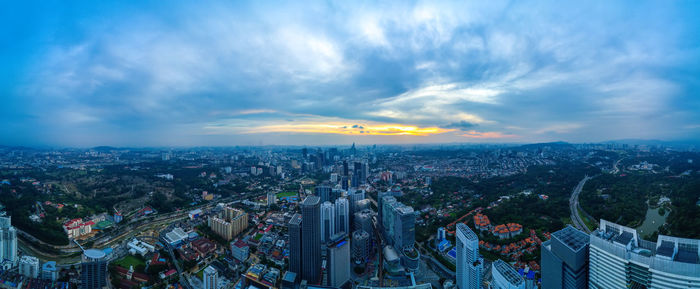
<box><xmin>352</xmin><ymin>230</ymin><xmax>371</xmax><ymax>264</ymax></box>
<box><xmin>381</xmin><ymin>196</ymin><xmax>398</xmax><ymax>243</ymax></box>
<box><xmin>491</xmin><ymin>259</ymin><xmax>525</xmax><ymax>289</ymax></box>
<box><xmin>589</xmin><ymin>219</ymin><xmax>700</xmax><ymax>289</ymax></box>
<box><xmin>42</xmin><ymin>261</ymin><xmax>58</xmax><ymax>281</ymax></box>
<box><xmin>208</xmin><ymin>206</ymin><xmax>248</xmax><ymax>241</ymax></box>
<box><xmin>127</xmin><ymin>238</ymin><xmax>155</xmax><ymax>256</ymax></box>
<box><xmin>456</xmin><ymin>223</ymin><xmax>482</xmax><ymax>289</ymax></box>
<box><xmin>288</xmin><ymin>213</ymin><xmax>303</xmax><ymax>277</ymax></box>
<box><xmin>164</xmin><ymin>227</ymin><xmax>188</xmax><ymax>246</ymax></box>
<box><xmin>267</xmin><ymin>191</ymin><xmax>277</xmax><ymax>206</ymax></box>
<box><xmin>354</xmin><ymin>209</ymin><xmax>373</xmax><ymax>235</ymax></box>
<box><xmin>316</xmin><ymin>185</ymin><xmax>332</xmax><ymax>203</ymax></box>
<box><xmin>334</xmin><ymin>197</ymin><xmax>349</xmax><ymax>237</ymax></box>
<box><xmin>540</xmin><ymin>225</ymin><xmax>589</xmax><ymax>289</ymax></box>
<box><xmin>231</xmin><ymin>239</ymin><xmax>250</xmax><ymax>262</ymax></box>
<box><xmin>19</xmin><ymin>255</ymin><xmax>40</xmax><ymax>278</ymax></box>
<box><xmin>188</xmin><ymin>209</ymin><xmax>203</xmax><ymax>220</ymax></box>
<box><xmin>203</xmin><ymin>265</ymin><xmax>218</xmax><ymax>289</ymax></box>
<box><xmin>327</xmin><ymin>232</ymin><xmax>350</xmax><ymax>288</ymax></box>
<box><xmin>393</xmin><ymin>205</ymin><xmax>415</xmax><ymax>250</ymax></box>
<box><xmin>0</xmin><ymin>216</ymin><xmax>17</xmax><ymax>267</ymax></box>
<box><xmin>301</xmin><ymin>196</ymin><xmax>321</xmax><ymax>284</ymax></box>
<box><xmin>81</xmin><ymin>249</ymin><xmax>107</xmax><ymax>289</ymax></box>
<box><xmin>321</xmin><ymin>201</ymin><xmax>335</xmax><ymax>244</ymax></box>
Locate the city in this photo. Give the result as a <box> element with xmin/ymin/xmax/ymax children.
<box><xmin>2</xmin><ymin>1</ymin><xmax>700</xmax><ymax>289</ymax></box>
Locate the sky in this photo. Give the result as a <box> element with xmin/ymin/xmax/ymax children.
<box><xmin>1</xmin><ymin>0</ymin><xmax>700</xmax><ymax>147</ymax></box>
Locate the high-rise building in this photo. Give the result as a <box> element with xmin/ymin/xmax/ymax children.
<box><xmin>42</xmin><ymin>261</ymin><xmax>58</xmax><ymax>281</ymax></box>
<box><xmin>589</xmin><ymin>219</ymin><xmax>700</xmax><ymax>289</ymax></box>
<box><xmin>301</xmin><ymin>196</ymin><xmax>321</xmax><ymax>284</ymax></box>
<box><xmin>491</xmin><ymin>259</ymin><xmax>525</xmax><ymax>289</ymax></box>
<box><xmin>0</xmin><ymin>216</ymin><xmax>17</xmax><ymax>267</ymax></box>
<box><xmin>327</xmin><ymin>232</ymin><xmax>351</xmax><ymax>288</ymax></box>
<box><xmin>342</xmin><ymin>161</ymin><xmax>349</xmax><ymax>176</ymax></box>
<box><xmin>288</xmin><ymin>214</ymin><xmax>303</xmax><ymax>276</ymax></box>
<box><xmin>335</xmin><ymin>198</ymin><xmax>350</xmax><ymax>236</ymax></box>
<box><xmin>456</xmin><ymin>223</ymin><xmax>482</xmax><ymax>289</ymax></box>
<box><xmin>540</xmin><ymin>225</ymin><xmax>589</xmax><ymax>289</ymax></box>
<box><xmin>267</xmin><ymin>191</ymin><xmax>277</xmax><ymax>206</ymax></box>
<box><xmin>341</xmin><ymin>176</ymin><xmax>349</xmax><ymax>190</ymax></box>
<box><xmin>330</xmin><ymin>173</ymin><xmax>338</xmax><ymax>183</ymax></box>
<box><xmin>203</xmin><ymin>265</ymin><xmax>218</xmax><ymax>289</ymax></box>
<box><xmin>352</xmin><ymin>230</ymin><xmax>371</xmax><ymax>264</ymax></box>
<box><xmin>19</xmin><ymin>255</ymin><xmax>40</xmax><ymax>278</ymax></box>
<box><xmin>353</xmin><ymin>209</ymin><xmax>373</xmax><ymax>235</ymax></box>
<box><xmin>81</xmin><ymin>249</ymin><xmax>107</xmax><ymax>289</ymax></box>
<box><xmin>321</xmin><ymin>201</ymin><xmax>336</xmax><ymax>243</ymax></box>
<box><xmin>208</xmin><ymin>206</ymin><xmax>248</xmax><ymax>241</ymax></box>
<box><xmin>393</xmin><ymin>205</ymin><xmax>415</xmax><ymax>250</ymax></box>
<box><xmin>381</xmin><ymin>196</ymin><xmax>398</xmax><ymax>244</ymax></box>
<box><xmin>315</xmin><ymin>185</ymin><xmax>332</xmax><ymax>203</ymax></box>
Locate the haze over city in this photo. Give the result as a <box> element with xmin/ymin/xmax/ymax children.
<box><xmin>2</xmin><ymin>1</ymin><xmax>700</xmax><ymax>147</ymax></box>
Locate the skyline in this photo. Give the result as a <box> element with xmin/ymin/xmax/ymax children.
<box><xmin>2</xmin><ymin>1</ymin><xmax>700</xmax><ymax>147</ymax></box>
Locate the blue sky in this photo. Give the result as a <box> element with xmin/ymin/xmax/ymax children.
<box><xmin>2</xmin><ymin>0</ymin><xmax>700</xmax><ymax>147</ymax></box>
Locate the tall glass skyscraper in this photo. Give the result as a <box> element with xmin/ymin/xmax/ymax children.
<box><xmin>321</xmin><ymin>201</ymin><xmax>335</xmax><ymax>243</ymax></box>
<box><xmin>301</xmin><ymin>195</ymin><xmax>321</xmax><ymax>284</ymax></box>
<box><xmin>81</xmin><ymin>249</ymin><xmax>107</xmax><ymax>289</ymax></box>
<box><xmin>540</xmin><ymin>225</ymin><xmax>589</xmax><ymax>289</ymax></box>
<box><xmin>0</xmin><ymin>216</ymin><xmax>17</xmax><ymax>267</ymax></box>
<box><xmin>287</xmin><ymin>213</ymin><xmax>302</xmax><ymax>276</ymax></box>
<box><xmin>456</xmin><ymin>223</ymin><xmax>482</xmax><ymax>289</ymax></box>
<box><xmin>335</xmin><ymin>197</ymin><xmax>349</xmax><ymax>236</ymax></box>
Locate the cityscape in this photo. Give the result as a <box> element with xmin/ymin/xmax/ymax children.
<box><xmin>2</xmin><ymin>1</ymin><xmax>700</xmax><ymax>289</ymax></box>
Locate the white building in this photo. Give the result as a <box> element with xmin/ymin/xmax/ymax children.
<box><xmin>19</xmin><ymin>255</ymin><xmax>40</xmax><ymax>278</ymax></box>
<box><xmin>491</xmin><ymin>259</ymin><xmax>525</xmax><ymax>289</ymax></box>
<box><xmin>203</xmin><ymin>265</ymin><xmax>218</xmax><ymax>289</ymax></box>
<box><xmin>0</xmin><ymin>216</ymin><xmax>17</xmax><ymax>268</ymax></box>
<box><xmin>456</xmin><ymin>223</ymin><xmax>482</xmax><ymax>289</ymax></box>
<box><xmin>164</xmin><ymin>227</ymin><xmax>188</xmax><ymax>246</ymax></box>
<box><xmin>589</xmin><ymin>219</ymin><xmax>700</xmax><ymax>289</ymax></box>
<box><xmin>321</xmin><ymin>201</ymin><xmax>336</xmax><ymax>243</ymax></box>
<box><xmin>127</xmin><ymin>238</ymin><xmax>155</xmax><ymax>256</ymax></box>
<box><xmin>334</xmin><ymin>198</ymin><xmax>350</xmax><ymax>236</ymax></box>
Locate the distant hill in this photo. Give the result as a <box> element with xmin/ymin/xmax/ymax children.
<box><xmin>517</xmin><ymin>141</ymin><xmax>574</xmax><ymax>150</ymax></box>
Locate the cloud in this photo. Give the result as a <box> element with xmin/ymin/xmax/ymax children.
<box><xmin>460</xmin><ymin>130</ymin><xmax>516</xmax><ymax>139</ymax></box>
<box><xmin>443</xmin><ymin>120</ymin><xmax>479</xmax><ymax>131</ymax></box>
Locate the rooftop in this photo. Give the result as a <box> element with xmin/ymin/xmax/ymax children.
<box><xmin>493</xmin><ymin>259</ymin><xmax>524</xmax><ymax>286</ymax></box>
<box><xmin>552</xmin><ymin>225</ymin><xmax>589</xmax><ymax>252</ymax></box>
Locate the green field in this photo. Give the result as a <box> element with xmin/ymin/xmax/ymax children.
<box><xmin>112</xmin><ymin>255</ymin><xmax>146</xmax><ymax>269</ymax></box>
<box><xmin>276</xmin><ymin>191</ymin><xmax>297</xmax><ymax>198</ymax></box>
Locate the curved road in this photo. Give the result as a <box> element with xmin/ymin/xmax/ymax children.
<box><xmin>570</xmin><ymin>175</ymin><xmax>593</xmax><ymax>233</ymax></box>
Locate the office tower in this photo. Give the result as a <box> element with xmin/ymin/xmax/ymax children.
<box><xmin>456</xmin><ymin>223</ymin><xmax>482</xmax><ymax>289</ymax></box>
<box><xmin>19</xmin><ymin>255</ymin><xmax>40</xmax><ymax>278</ymax></box>
<box><xmin>340</xmin><ymin>176</ymin><xmax>349</xmax><ymax>190</ymax></box>
<box><xmin>288</xmin><ymin>214</ymin><xmax>303</xmax><ymax>276</ymax></box>
<box><xmin>437</xmin><ymin>227</ymin><xmax>447</xmax><ymax>241</ymax></box>
<box><xmin>302</xmin><ymin>148</ymin><xmax>308</xmax><ymax>159</ymax></box>
<box><xmin>42</xmin><ymin>261</ymin><xmax>58</xmax><ymax>281</ymax></box>
<box><xmin>393</xmin><ymin>205</ymin><xmax>415</xmax><ymax>250</ymax></box>
<box><xmin>352</xmin><ymin>230</ymin><xmax>371</xmax><ymax>264</ymax></box>
<box><xmin>203</xmin><ymin>265</ymin><xmax>218</xmax><ymax>289</ymax></box>
<box><xmin>81</xmin><ymin>249</ymin><xmax>107</xmax><ymax>289</ymax></box>
<box><xmin>315</xmin><ymin>185</ymin><xmax>332</xmax><ymax>203</ymax></box>
<box><xmin>350</xmin><ymin>174</ymin><xmax>359</xmax><ymax>188</ymax></box>
<box><xmin>360</xmin><ymin>162</ymin><xmax>368</xmax><ymax>184</ymax></box>
<box><xmin>335</xmin><ymin>198</ymin><xmax>350</xmax><ymax>236</ymax></box>
<box><xmin>327</xmin><ymin>232</ymin><xmax>351</xmax><ymax>288</ymax></box>
<box><xmin>330</xmin><ymin>173</ymin><xmax>338</xmax><ymax>183</ymax></box>
<box><xmin>540</xmin><ymin>225</ymin><xmax>589</xmax><ymax>289</ymax></box>
<box><xmin>0</xmin><ymin>216</ymin><xmax>17</xmax><ymax>266</ymax></box>
<box><xmin>589</xmin><ymin>219</ymin><xmax>700</xmax><ymax>289</ymax></box>
<box><xmin>343</xmin><ymin>161</ymin><xmax>348</xmax><ymax>176</ymax></box>
<box><xmin>348</xmin><ymin>189</ymin><xmax>366</xmax><ymax>215</ymax></box>
<box><xmin>353</xmin><ymin>209</ymin><xmax>373</xmax><ymax>235</ymax></box>
<box><xmin>355</xmin><ymin>199</ymin><xmax>371</xmax><ymax>212</ymax></box>
<box><xmin>301</xmin><ymin>196</ymin><xmax>321</xmax><ymax>284</ymax></box>
<box><xmin>381</xmin><ymin>196</ymin><xmax>398</xmax><ymax>244</ymax></box>
<box><xmin>491</xmin><ymin>259</ymin><xmax>525</xmax><ymax>289</ymax></box>
<box><xmin>321</xmin><ymin>201</ymin><xmax>336</xmax><ymax>244</ymax></box>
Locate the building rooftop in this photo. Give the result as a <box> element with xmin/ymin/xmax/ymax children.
<box><xmin>289</xmin><ymin>213</ymin><xmax>302</xmax><ymax>226</ymax></box>
<box><xmin>302</xmin><ymin>195</ymin><xmax>320</xmax><ymax>206</ymax></box>
<box><xmin>83</xmin><ymin>248</ymin><xmax>106</xmax><ymax>260</ymax></box>
<box><xmin>552</xmin><ymin>225</ymin><xmax>589</xmax><ymax>252</ymax></box>
<box><xmin>456</xmin><ymin>223</ymin><xmax>478</xmax><ymax>241</ymax></box>
<box><xmin>493</xmin><ymin>259</ymin><xmax>524</xmax><ymax>286</ymax></box>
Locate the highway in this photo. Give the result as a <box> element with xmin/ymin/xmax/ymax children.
<box><xmin>569</xmin><ymin>175</ymin><xmax>593</xmax><ymax>233</ymax></box>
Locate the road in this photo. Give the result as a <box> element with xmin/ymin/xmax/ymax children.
<box><xmin>569</xmin><ymin>175</ymin><xmax>593</xmax><ymax>233</ymax></box>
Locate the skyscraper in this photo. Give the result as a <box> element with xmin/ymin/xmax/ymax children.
<box><xmin>327</xmin><ymin>232</ymin><xmax>351</xmax><ymax>288</ymax></box>
<box><xmin>353</xmin><ymin>209</ymin><xmax>373</xmax><ymax>235</ymax></box>
<box><xmin>203</xmin><ymin>265</ymin><xmax>218</xmax><ymax>289</ymax></box>
<box><xmin>381</xmin><ymin>196</ymin><xmax>398</xmax><ymax>244</ymax></box>
<box><xmin>393</xmin><ymin>205</ymin><xmax>415</xmax><ymax>250</ymax></box>
<box><xmin>335</xmin><ymin>197</ymin><xmax>350</xmax><ymax>236</ymax></box>
<box><xmin>288</xmin><ymin>214</ymin><xmax>302</xmax><ymax>276</ymax></box>
<box><xmin>321</xmin><ymin>201</ymin><xmax>335</xmax><ymax>244</ymax></box>
<box><xmin>343</xmin><ymin>160</ymin><xmax>349</xmax><ymax>176</ymax></box>
<box><xmin>301</xmin><ymin>196</ymin><xmax>321</xmax><ymax>284</ymax></box>
<box><xmin>491</xmin><ymin>259</ymin><xmax>525</xmax><ymax>289</ymax></box>
<box><xmin>352</xmin><ymin>230</ymin><xmax>371</xmax><ymax>264</ymax></box>
<box><xmin>589</xmin><ymin>219</ymin><xmax>700</xmax><ymax>289</ymax></box>
<box><xmin>0</xmin><ymin>216</ymin><xmax>17</xmax><ymax>267</ymax></box>
<box><xmin>315</xmin><ymin>185</ymin><xmax>332</xmax><ymax>203</ymax></box>
<box><xmin>456</xmin><ymin>223</ymin><xmax>482</xmax><ymax>289</ymax></box>
<box><xmin>81</xmin><ymin>249</ymin><xmax>107</xmax><ymax>289</ymax></box>
<box><xmin>540</xmin><ymin>225</ymin><xmax>589</xmax><ymax>289</ymax></box>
